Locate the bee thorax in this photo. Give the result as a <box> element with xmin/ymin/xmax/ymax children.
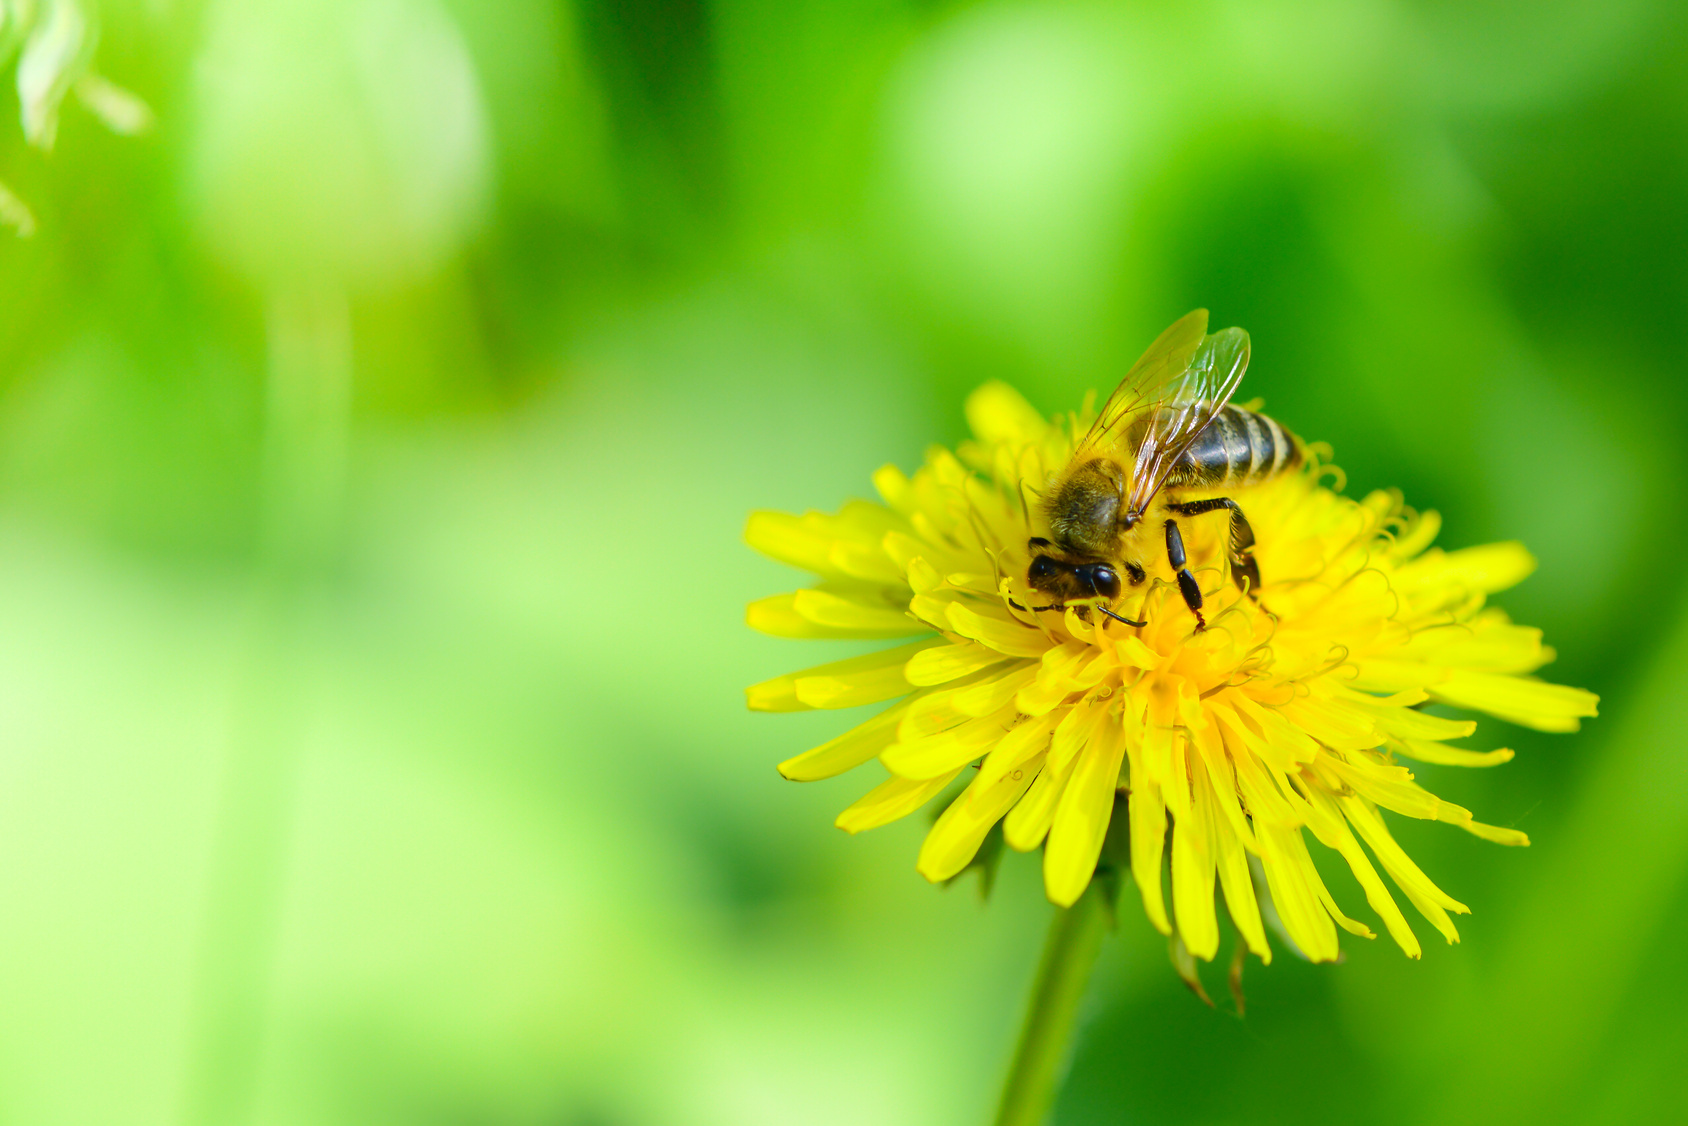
<box><xmin>1046</xmin><ymin>458</ymin><xmax>1126</xmax><ymax>558</ymax></box>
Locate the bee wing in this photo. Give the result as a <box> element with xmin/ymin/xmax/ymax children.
<box><xmin>1074</xmin><ymin>309</ymin><xmax>1210</xmax><ymax>459</ymax></box>
<box><xmin>1124</xmin><ymin>325</ymin><xmax>1251</xmax><ymax>516</ymax></box>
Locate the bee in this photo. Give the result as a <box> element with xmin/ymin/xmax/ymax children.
<box><xmin>1025</xmin><ymin>309</ymin><xmax>1301</xmax><ymax>630</ymax></box>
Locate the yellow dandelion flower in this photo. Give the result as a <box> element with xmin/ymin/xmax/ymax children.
<box><xmin>746</xmin><ymin>335</ymin><xmax>1596</xmax><ymax>969</ymax></box>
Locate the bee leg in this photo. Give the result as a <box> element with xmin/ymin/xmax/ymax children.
<box><xmin>1168</xmin><ymin>497</ymin><xmax>1261</xmax><ymax>597</ymax></box>
<box><xmin>1164</xmin><ymin>519</ymin><xmax>1207</xmax><ymax>630</ymax></box>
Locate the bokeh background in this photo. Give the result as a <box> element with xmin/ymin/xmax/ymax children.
<box><xmin>0</xmin><ymin>0</ymin><xmax>1684</xmax><ymax>1123</ymax></box>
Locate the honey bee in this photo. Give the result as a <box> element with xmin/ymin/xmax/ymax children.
<box><xmin>1025</xmin><ymin>309</ymin><xmax>1301</xmax><ymax>630</ymax></box>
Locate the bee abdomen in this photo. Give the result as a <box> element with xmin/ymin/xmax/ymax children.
<box><xmin>1170</xmin><ymin>404</ymin><xmax>1300</xmax><ymax>488</ymax></box>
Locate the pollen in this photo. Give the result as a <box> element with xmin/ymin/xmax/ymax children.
<box><xmin>745</xmin><ymin>381</ymin><xmax>1597</xmax><ymax>965</ymax></box>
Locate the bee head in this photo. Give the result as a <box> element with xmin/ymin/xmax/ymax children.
<box><xmin>1027</xmin><ymin>538</ymin><xmax>1124</xmax><ymax>603</ymax></box>
<box><xmin>1075</xmin><ymin>563</ymin><xmax>1121</xmax><ymax>600</ymax></box>
<box><xmin>1027</xmin><ymin>550</ymin><xmax>1062</xmax><ymax>592</ymax></box>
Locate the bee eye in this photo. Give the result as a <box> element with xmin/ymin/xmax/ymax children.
<box><xmin>1089</xmin><ymin>565</ymin><xmax>1121</xmax><ymax>600</ymax></box>
<box><xmin>1029</xmin><ymin>555</ymin><xmax>1059</xmax><ymax>581</ymax></box>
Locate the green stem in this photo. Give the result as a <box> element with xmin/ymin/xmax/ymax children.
<box><xmin>186</xmin><ymin>287</ymin><xmax>352</xmax><ymax>1126</ymax></box>
<box><xmin>992</xmin><ymin>886</ymin><xmax>1108</xmax><ymax>1126</ymax></box>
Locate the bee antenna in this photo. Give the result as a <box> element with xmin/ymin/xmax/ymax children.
<box><xmin>1096</xmin><ymin>605</ymin><xmax>1147</xmax><ymax>627</ymax></box>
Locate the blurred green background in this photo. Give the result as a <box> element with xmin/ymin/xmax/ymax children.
<box><xmin>0</xmin><ymin>0</ymin><xmax>1684</xmax><ymax>1123</ymax></box>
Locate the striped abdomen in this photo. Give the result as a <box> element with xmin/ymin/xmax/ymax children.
<box><xmin>1166</xmin><ymin>403</ymin><xmax>1300</xmax><ymax>489</ymax></box>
